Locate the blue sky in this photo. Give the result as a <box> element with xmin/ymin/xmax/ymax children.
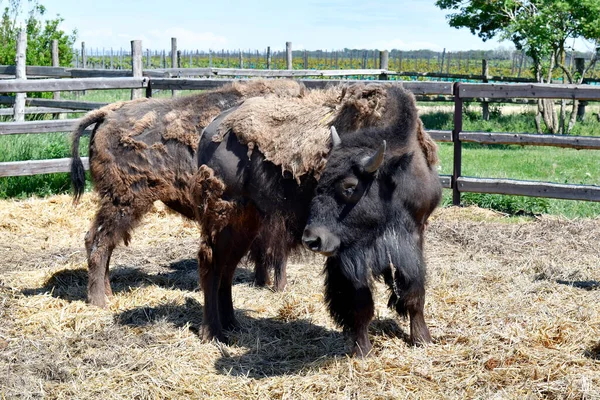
<box><xmin>38</xmin><ymin>0</ymin><xmax>512</xmax><ymax>52</ymax></box>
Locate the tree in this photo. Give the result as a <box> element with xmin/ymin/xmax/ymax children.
<box><xmin>436</xmin><ymin>0</ymin><xmax>600</xmax><ymax>134</ymax></box>
<box><xmin>0</xmin><ymin>0</ymin><xmax>76</xmax><ymax>67</ymax></box>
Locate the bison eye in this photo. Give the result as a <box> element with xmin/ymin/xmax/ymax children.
<box><xmin>338</xmin><ymin>177</ymin><xmax>359</xmax><ymax>201</ymax></box>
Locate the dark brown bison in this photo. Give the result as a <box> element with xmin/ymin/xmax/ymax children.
<box><xmin>70</xmin><ymin>80</ymin><xmax>303</xmax><ymax>307</ymax></box>
<box><xmin>190</xmin><ymin>82</ymin><xmax>441</xmax><ymax>356</ymax></box>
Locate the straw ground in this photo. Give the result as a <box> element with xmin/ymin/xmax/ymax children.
<box><xmin>0</xmin><ymin>194</ymin><xmax>599</xmax><ymax>399</ymax></box>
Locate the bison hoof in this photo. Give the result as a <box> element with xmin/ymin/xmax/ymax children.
<box><xmin>200</xmin><ymin>326</ymin><xmax>227</xmax><ymax>344</ymax></box>
<box><xmin>352</xmin><ymin>339</ymin><xmax>373</xmax><ymax>358</ymax></box>
<box><xmin>411</xmin><ymin>330</ymin><xmax>432</xmax><ymax>346</ymax></box>
<box><xmin>87</xmin><ymin>294</ymin><xmax>109</xmax><ymax>308</ymax></box>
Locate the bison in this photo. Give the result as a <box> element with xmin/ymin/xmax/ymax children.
<box><xmin>190</xmin><ymin>82</ymin><xmax>441</xmax><ymax>356</ymax></box>
<box><xmin>70</xmin><ymin>80</ymin><xmax>303</xmax><ymax>307</ymax></box>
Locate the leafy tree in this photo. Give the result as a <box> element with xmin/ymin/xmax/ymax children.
<box><xmin>0</xmin><ymin>0</ymin><xmax>76</xmax><ymax>67</ymax></box>
<box><xmin>436</xmin><ymin>0</ymin><xmax>600</xmax><ymax>134</ymax></box>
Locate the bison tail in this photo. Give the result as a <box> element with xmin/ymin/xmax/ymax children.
<box><xmin>70</xmin><ymin>109</ymin><xmax>106</xmax><ymax>204</ymax></box>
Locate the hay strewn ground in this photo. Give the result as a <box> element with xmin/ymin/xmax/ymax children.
<box><xmin>0</xmin><ymin>194</ymin><xmax>599</xmax><ymax>399</ymax></box>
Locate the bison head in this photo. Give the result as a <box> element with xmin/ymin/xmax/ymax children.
<box><xmin>302</xmin><ymin>124</ymin><xmax>440</xmax><ymax>277</ymax></box>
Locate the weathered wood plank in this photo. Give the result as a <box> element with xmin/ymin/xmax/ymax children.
<box><xmin>460</xmin><ymin>132</ymin><xmax>600</xmax><ymax>150</ymax></box>
<box><xmin>439</xmin><ymin>175</ymin><xmax>452</xmax><ymax>189</ymax></box>
<box><xmin>428</xmin><ymin>130</ymin><xmax>453</xmax><ymax>142</ymax></box>
<box><xmin>0</xmin><ymin>119</ymin><xmax>88</xmax><ymax>135</ymax></box>
<box><xmin>0</xmin><ymin>157</ymin><xmax>89</xmax><ymax>177</ymax></box>
<box><xmin>0</xmin><ymin>96</ymin><xmax>106</xmax><ymax>110</ymax></box>
<box><xmin>389</xmin><ymin>70</ymin><xmax>536</xmax><ymax>83</ymax></box>
<box><xmin>459</xmin><ymin>83</ymin><xmax>600</xmax><ymax>100</ymax></box>
<box><xmin>149</xmin><ymin>78</ymin><xmax>453</xmax><ymax>95</ymax></box>
<box><xmin>0</xmin><ymin>107</ymin><xmax>86</xmax><ymax>116</ymax></box>
<box><xmin>457</xmin><ymin>177</ymin><xmax>600</xmax><ymax>202</ymax></box>
<box><xmin>0</xmin><ymin>77</ymin><xmax>149</xmax><ymax>93</ymax></box>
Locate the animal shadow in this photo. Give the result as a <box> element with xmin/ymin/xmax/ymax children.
<box><xmin>21</xmin><ymin>258</ymin><xmax>201</xmax><ymax>301</ymax></box>
<box><xmin>556</xmin><ymin>279</ymin><xmax>600</xmax><ymax>291</ymax></box>
<box><xmin>114</xmin><ymin>296</ymin><xmax>347</xmax><ymax>378</ymax></box>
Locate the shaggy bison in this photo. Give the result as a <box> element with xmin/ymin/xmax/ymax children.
<box><xmin>70</xmin><ymin>80</ymin><xmax>303</xmax><ymax>307</ymax></box>
<box><xmin>191</xmin><ymin>83</ymin><xmax>441</xmax><ymax>356</ymax></box>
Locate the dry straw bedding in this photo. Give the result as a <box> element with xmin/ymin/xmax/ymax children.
<box><xmin>0</xmin><ymin>194</ymin><xmax>599</xmax><ymax>399</ymax></box>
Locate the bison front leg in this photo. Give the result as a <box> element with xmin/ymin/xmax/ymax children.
<box><xmin>384</xmin><ymin>267</ymin><xmax>432</xmax><ymax>346</ymax></box>
<box><xmin>324</xmin><ymin>258</ymin><xmax>374</xmax><ymax>357</ymax></box>
<box><xmin>197</xmin><ymin>239</ymin><xmax>226</xmax><ymax>343</ymax></box>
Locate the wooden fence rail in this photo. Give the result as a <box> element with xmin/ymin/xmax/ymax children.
<box><xmin>0</xmin><ymin>77</ymin><xmax>598</xmax><ymax>203</ymax></box>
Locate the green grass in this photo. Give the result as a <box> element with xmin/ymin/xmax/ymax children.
<box><xmin>420</xmin><ymin>109</ymin><xmax>600</xmax><ymax>218</ymax></box>
<box><xmin>0</xmin><ymin>91</ymin><xmax>598</xmax><ymax>217</ymax></box>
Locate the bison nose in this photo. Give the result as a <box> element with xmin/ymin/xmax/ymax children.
<box><xmin>302</xmin><ymin>230</ymin><xmax>322</xmax><ymax>252</ymax></box>
<box><xmin>302</xmin><ymin>226</ymin><xmax>340</xmax><ymax>256</ymax></box>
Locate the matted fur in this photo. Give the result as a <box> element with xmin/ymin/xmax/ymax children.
<box><xmin>70</xmin><ymin>79</ymin><xmax>305</xmax><ymax>306</ymax></box>
<box><xmin>211</xmin><ymin>82</ymin><xmax>437</xmax><ymax>180</ymax></box>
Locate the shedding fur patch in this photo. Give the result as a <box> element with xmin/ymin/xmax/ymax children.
<box><xmin>191</xmin><ymin>165</ymin><xmax>235</xmax><ymax>241</ymax></box>
<box><xmin>211</xmin><ymin>83</ymin><xmax>396</xmax><ymax>179</ymax></box>
<box><xmin>416</xmin><ymin>119</ymin><xmax>439</xmax><ymax>166</ymax></box>
<box><xmin>162</xmin><ymin>110</ymin><xmax>198</xmax><ymax>150</ymax></box>
<box><xmin>132</xmin><ymin>111</ymin><xmax>157</xmax><ymax>135</ymax></box>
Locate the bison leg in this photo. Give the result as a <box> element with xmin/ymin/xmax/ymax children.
<box><xmin>324</xmin><ymin>258</ymin><xmax>374</xmax><ymax>357</ymax></box>
<box><xmin>251</xmin><ymin>215</ymin><xmax>289</xmax><ymax>291</ymax></box>
<box><xmin>384</xmin><ymin>268</ymin><xmax>432</xmax><ymax>346</ymax></box>
<box><xmin>250</xmin><ymin>241</ymin><xmax>271</xmax><ymax>287</ymax></box>
<box><xmin>199</xmin><ymin>207</ymin><xmax>260</xmax><ymax>341</ymax></box>
<box><xmin>85</xmin><ymin>199</ymin><xmax>150</xmax><ymax>307</ymax></box>
<box><xmin>272</xmin><ymin>256</ymin><xmax>287</xmax><ymax>292</ymax></box>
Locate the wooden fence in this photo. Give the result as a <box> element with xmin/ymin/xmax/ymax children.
<box><xmin>0</xmin><ymin>74</ymin><xmax>599</xmax><ymax>203</ymax></box>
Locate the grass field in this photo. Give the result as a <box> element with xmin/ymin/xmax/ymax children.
<box><xmin>0</xmin><ymin>89</ymin><xmax>598</xmax><ymax>217</ymax></box>
<box><xmin>1</xmin><ymin>195</ymin><xmax>599</xmax><ymax>399</ymax></box>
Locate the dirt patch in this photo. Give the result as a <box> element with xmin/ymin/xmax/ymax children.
<box><xmin>1</xmin><ymin>195</ymin><xmax>599</xmax><ymax>399</ymax></box>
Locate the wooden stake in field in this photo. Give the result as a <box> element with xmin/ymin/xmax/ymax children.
<box><xmin>286</xmin><ymin>42</ymin><xmax>292</xmax><ymax>70</ymax></box>
<box><xmin>131</xmin><ymin>40</ymin><xmax>143</xmax><ymax>100</ymax></box>
<box><xmin>13</xmin><ymin>28</ymin><xmax>27</xmax><ymax>122</ymax></box>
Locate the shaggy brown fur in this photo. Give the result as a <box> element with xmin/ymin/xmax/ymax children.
<box><xmin>211</xmin><ymin>82</ymin><xmax>437</xmax><ymax>181</ymax></box>
<box><xmin>189</xmin><ymin>82</ymin><xmax>442</xmax><ymax>347</ymax></box>
<box><xmin>70</xmin><ymin>79</ymin><xmax>304</xmax><ymax>307</ymax></box>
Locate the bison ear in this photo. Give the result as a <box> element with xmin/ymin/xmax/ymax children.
<box><xmin>330</xmin><ymin>126</ymin><xmax>341</xmax><ymax>148</ymax></box>
<box><xmin>361</xmin><ymin>140</ymin><xmax>386</xmax><ymax>173</ymax></box>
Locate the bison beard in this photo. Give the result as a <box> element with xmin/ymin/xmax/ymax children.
<box><xmin>70</xmin><ymin>80</ymin><xmax>303</xmax><ymax>307</ymax></box>
<box><xmin>191</xmin><ymin>82</ymin><xmax>441</xmax><ymax>356</ymax></box>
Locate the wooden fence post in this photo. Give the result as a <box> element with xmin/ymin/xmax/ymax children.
<box><xmin>439</xmin><ymin>48</ymin><xmax>445</xmax><ymax>73</ymax></box>
<box><xmin>13</xmin><ymin>28</ymin><xmax>27</xmax><ymax>122</ymax></box>
<box><xmin>266</xmin><ymin>46</ymin><xmax>271</xmax><ymax>69</ymax></box>
<box><xmin>482</xmin><ymin>59</ymin><xmax>489</xmax><ymax>120</ymax></box>
<box><xmin>81</xmin><ymin>41</ymin><xmax>87</xmax><ymax>68</ymax></box>
<box><xmin>286</xmin><ymin>42</ymin><xmax>292</xmax><ymax>70</ymax></box>
<box><xmin>51</xmin><ymin>40</ymin><xmax>60</xmax><ymax>101</ymax></box>
<box><xmin>379</xmin><ymin>50</ymin><xmax>389</xmax><ymax>80</ymax></box>
<box><xmin>171</xmin><ymin>38</ymin><xmax>178</xmax><ymax>97</ymax></box>
<box><xmin>170</xmin><ymin>37</ymin><xmax>177</xmax><ymax>68</ymax></box>
<box><xmin>131</xmin><ymin>40</ymin><xmax>143</xmax><ymax>100</ymax></box>
<box><xmin>575</xmin><ymin>58</ymin><xmax>587</xmax><ymax>121</ymax></box>
<box><xmin>239</xmin><ymin>50</ymin><xmax>243</xmax><ymax>68</ymax></box>
<box><xmin>452</xmin><ymin>82</ymin><xmax>463</xmax><ymax>206</ymax></box>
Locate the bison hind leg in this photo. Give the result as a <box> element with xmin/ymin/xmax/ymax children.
<box><xmin>85</xmin><ymin>197</ymin><xmax>152</xmax><ymax>307</ymax></box>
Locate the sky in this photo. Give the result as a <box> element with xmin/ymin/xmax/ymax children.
<box><xmin>35</xmin><ymin>0</ymin><xmax>514</xmax><ymax>52</ymax></box>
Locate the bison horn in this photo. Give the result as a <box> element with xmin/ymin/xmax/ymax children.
<box><xmin>330</xmin><ymin>126</ymin><xmax>341</xmax><ymax>148</ymax></box>
<box><xmin>362</xmin><ymin>140</ymin><xmax>386</xmax><ymax>173</ymax></box>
